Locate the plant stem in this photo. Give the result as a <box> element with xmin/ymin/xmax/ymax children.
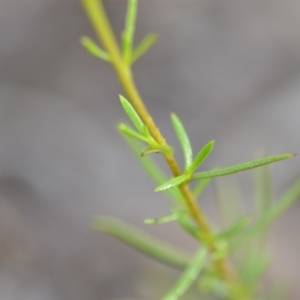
<box><xmin>81</xmin><ymin>0</ymin><xmax>246</xmax><ymax>297</ymax></box>
<box><xmin>80</xmin><ymin>0</ymin><xmax>212</xmax><ymax>246</ymax></box>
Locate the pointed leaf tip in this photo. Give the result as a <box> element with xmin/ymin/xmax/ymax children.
<box><xmin>131</xmin><ymin>32</ymin><xmax>158</xmax><ymax>64</ymax></box>
<box><xmin>119</xmin><ymin>95</ymin><xmax>144</xmax><ymax>133</ymax></box>
<box><xmin>170</xmin><ymin>113</ymin><xmax>193</xmax><ymax>169</ymax></box>
<box><xmin>192</xmin><ymin>153</ymin><xmax>294</xmax><ymax>180</ymax></box>
<box><xmin>155</xmin><ymin>174</ymin><xmax>190</xmax><ymax>192</ymax></box>
<box><xmin>188</xmin><ymin>140</ymin><xmax>215</xmax><ymax>173</ymax></box>
<box><xmin>80</xmin><ymin>36</ymin><xmax>110</xmax><ymax>62</ymax></box>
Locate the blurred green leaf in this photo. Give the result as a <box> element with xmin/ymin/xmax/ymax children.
<box><xmin>131</xmin><ymin>33</ymin><xmax>158</xmax><ymax>64</ymax></box>
<box><xmin>92</xmin><ymin>216</ymin><xmax>190</xmax><ymax>270</ymax></box>
<box><xmin>120</xmin><ymin>95</ymin><xmax>144</xmax><ymax>133</ymax></box>
<box><xmin>118</xmin><ymin>123</ymin><xmax>148</xmax><ymax>142</ymax></box>
<box><xmin>214</xmin><ymin>179</ymin><xmax>244</xmax><ymax>228</ymax></box>
<box><xmin>199</xmin><ymin>275</ymin><xmax>230</xmax><ymax>298</ymax></box>
<box><xmin>187</xmin><ymin>141</ymin><xmax>215</xmax><ymax>173</ymax></box>
<box><xmin>155</xmin><ymin>174</ymin><xmax>191</xmax><ymax>192</ymax></box>
<box><xmin>80</xmin><ymin>36</ymin><xmax>110</xmax><ymax>61</ymax></box>
<box><xmin>192</xmin><ymin>153</ymin><xmax>294</xmax><ymax>180</ymax></box>
<box><xmin>162</xmin><ymin>247</ymin><xmax>208</xmax><ymax>300</ymax></box>
<box><xmin>239</xmin><ymin>240</ymin><xmax>270</xmax><ymax>288</ymax></box>
<box><xmin>193</xmin><ymin>178</ymin><xmax>212</xmax><ymax>199</ymax></box>
<box><xmin>119</xmin><ymin>130</ymin><xmax>183</xmax><ymax>205</ymax></box>
<box><xmin>144</xmin><ymin>212</ymin><xmax>177</xmax><ymax>225</ymax></box>
<box><xmin>170</xmin><ymin>113</ymin><xmax>193</xmax><ymax>169</ymax></box>
<box><xmin>122</xmin><ymin>0</ymin><xmax>138</xmax><ymax>64</ymax></box>
<box><xmin>216</xmin><ymin>217</ymin><xmax>250</xmax><ymax>241</ymax></box>
<box><xmin>254</xmin><ymin>165</ymin><xmax>272</xmax><ymax>219</ymax></box>
<box><xmin>239</xmin><ymin>178</ymin><xmax>300</xmax><ymax>241</ymax></box>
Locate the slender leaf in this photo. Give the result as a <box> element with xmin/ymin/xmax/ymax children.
<box><xmin>240</xmin><ymin>178</ymin><xmax>300</xmax><ymax>241</ymax></box>
<box><xmin>192</xmin><ymin>153</ymin><xmax>294</xmax><ymax>180</ymax></box>
<box><xmin>80</xmin><ymin>36</ymin><xmax>110</xmax><ymax>61</ymax></box>
<box><xmin>162</xmin><ymin>247</ymin><xmax>208</xmax><ymax>300</ymax></box>
<box><xmin>254</xmin><ymin>165</ymin><xmax>273</xmax><ymax>247</ymax></box>
<box><xmin>118</xmin><ymin>123</ymin><xmax>148</xmax><ymax>142</ymax></box>
<box><xmin>254</xmin><ymin>165</ymin><xmax>272</xmax><ymax>219</ymax></box>
<box><xmin>119</xmin><ymin>130</ymin><xmax>183</xmax><ymax>204</ymax></box>
<box><xmin>120</xmin><ymin>95</ymin><xmax>144</xmax><ymax>133</ymax></box>
<box><xmin>214</xmin><ymin>179</ymin><xmax>244</xmax><ymax>228</ymax></box>
<box><xmin>155</xmin><ymin>174</ymin><xmax>191</xmax><ymax>192</ymax></box>
<box><xmin>170</xmin><ymin>113</ymin><xmax>193</xmax><ymax>169</ymax></box>
<box><xmin>131</xmin><ymin>33</ymin><xmax>158</xmax><ymax>64</ymax></box>
<box><xmin>92</xmin><ymin>216</ymin><xmax>190</xmax><ymax>270</ymax></box>
<box><xmin>187</xmin><ymin>141</ymin><xmax>215</xmax><ymax>173</ymax></box>
<box><xmin>193</xmin><ymin>178</ymin><xmax>212</xmax><ymax>199</ymax></box>
<box><xmin>144</xmin><ymin>213</ymin><xmax>177</xmax><ymax>225</ymax></box>
<box><xmin>122</xmin><ymin>0</ymin><xmax>138</xmax><ymax>64</ymax></box>
<box><xmin>239</xmin><ymin>240</ymin><xmax>270</xmax><ymax>287</ymax></box>
<box><xmin>216</xmin><ymin>217</ymin><xmax>250</xmax><ymax>241</ymax></box>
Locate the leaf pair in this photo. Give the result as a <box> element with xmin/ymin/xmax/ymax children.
<box><xmin>155</xmin><ymin>114</ymin><xmax>215</xmax><ymax>192</ymax></box>
<box><xmin>119</xmin><ymin>95</ymin><xmax>172</xmax><ymax>156</ymax></box>
<box><xmin>156</xmin><ymin>113</ymin><xmax>294</xmax><ymax>192</ymax></box>
<box><xmin>81</xmin><ymin>0</ymin><xmax>157</xmax><ymax>65</ymax></box>
<box><xmin>121</xmin><ymin>0</ymin><xmax>158</xmax><ymax>65</ymax></box>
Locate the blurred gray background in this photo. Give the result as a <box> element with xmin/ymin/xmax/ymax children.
<box><xmin>0</xmin><ymin>0</ymin><xmax>299</xmax><ymax>299</ymax></box>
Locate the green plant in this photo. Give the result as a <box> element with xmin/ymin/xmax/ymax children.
<box><xmin>80</xmin><ymin>0</ymin><xmax>300</xmax><ymax>299</ymax></box>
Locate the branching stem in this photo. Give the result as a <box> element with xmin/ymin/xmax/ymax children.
<box><xmin>81</xmin><ymin>0</ymin><xmax>248</xmax><ymax>297</ymax></box>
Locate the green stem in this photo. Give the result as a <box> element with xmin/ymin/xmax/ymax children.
<box><xmin>81</xmin><ymin>0</ymin><xmax>244</xmax><ymax>296</ymax></box>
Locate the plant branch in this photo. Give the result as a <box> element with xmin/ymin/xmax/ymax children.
<box><xmin>81</xmin><ymin>0</ymin><xmax>245</xmax><ymax>296</ymax></box>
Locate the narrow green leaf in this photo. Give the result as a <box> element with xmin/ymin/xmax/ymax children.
<box><xmin>80</xmin><ymin>36</ymin><xmax>110</xmax><ymax>62</ymax></box>
<box><xmin>92</xmin><ymin>216</ymin><xmax>190</xmax><ymax>270</ymax></box>
<box><xmin>240</xmin><ymin>178</ymin><xmax>300</xmax><ymax>241</ymax></box>
<box><xmin>144</xmin><ymin>213</ymin><xmax>177</xmax><ymax>225</ymax></box>
<box><xmin>192</xmin><ymin>153</ymin><xmax>294</xmax><ymax>180</ymax></box>
<box><xmin>155</xmin><ymin>174</ymin><xmax>191</xmax><ymax>192</ymax></box>
<box><xmin>187</xmin><ymin>141</ymin><xmax>215</xmax><ymax>173</ymax></box>
<box><xmin>119</xmin><ymin>95</ymin><xmax>144</xmax><ymax>133</ymax></box>
<box><xmin>254</xmin><ymin>165</ymin><xmax>272</xmax><ymax>219</ymax></box>
<box><xmin>216</xmin><ymin>217</ymin><xmax>250</xmax><ymax>241</ymax></box>
<box><xmin>214</xmin><ymin>179</ymin><xmax>244</xmax><ymax>228</ymax></box>
<box><xmin>170</xmin><ymin>113</ymin><xmax>193</xmax><ymax>169</ymax></box>
<box><xmin>131</xmin><ymin>33</ymin><xmax>158</xmax><ymax>64</ymax></box>
<box><xmin>193</xmin><ymin>178</ymin><xmax>212</xmax><ymax>199</ymax></box>
<box><xmin>118</xmin><ymin>123</ymin><xmax>149</xmax><ymax>142</ymax></box>
<box><xmin>119</xmin><ymin>130</ymin><xmax>183</xmax><ymax>204</ymax></box>
<box><xmin>122</xmin><ymin>0</ymin><xmax>138</xmax><ymax>64</ymax></box>
<box><xmin>239</xmin><ymin>240</ymin><xmax>270</xmax><ymax>287</ymax></box>
<box><xmin>162</xmin><ymin>247</ymin><xmax>208</xmax><ymax>300</ymax></box>
<box><xmin>254</xmin><ymin>165</ymin><xmax>273</xmax><ymax>247</ymax></box>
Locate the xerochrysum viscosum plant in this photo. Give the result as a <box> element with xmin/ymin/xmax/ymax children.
<box><xmin>80</xmin><ymin>0</ymin><xmax>300</xmax><ymax>299</ymax></box>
